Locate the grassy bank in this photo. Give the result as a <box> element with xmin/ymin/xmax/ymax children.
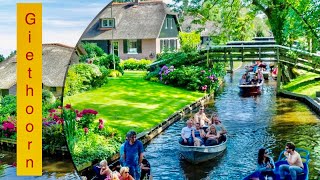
<box><xmin>64</xmin><ymin>71</ymin><xmax>205</xmax><ymax>136</ymax></box>
<box><xmin>283</xmin><ymin>72</ymin><xmax>320</xmax><ymax>98</ymax></box>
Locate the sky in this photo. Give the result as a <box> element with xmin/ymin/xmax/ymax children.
<box><xmin>0</xmin><ymin>0</ymin><xmax>173</xmax><ymax>57</ymax></box>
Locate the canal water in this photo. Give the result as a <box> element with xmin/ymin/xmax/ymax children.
<box><xmin>145</xmin><ymin>69</ymin><xmax>320</xmax><ymax>180</ymax></box>
<box><xmin>0</xmin><ymin>150</ymin><xmax>79</xmax><ymax>179</ymax></box>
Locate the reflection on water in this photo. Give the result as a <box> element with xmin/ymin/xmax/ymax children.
<box><xmin>145</xmin><ymin>69</ymin><xmax>320</xmax><ymax>180</ymax></box>
<box><xmin>0</xmin><ymin>150</ymin><xmax>79</xmax><ymax>179</ymax></box>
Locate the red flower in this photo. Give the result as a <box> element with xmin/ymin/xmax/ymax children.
<box><xmin>99</xmin><ymin>119</ymin><xmax>104</xmax><ymax>124</ymax></box>
<box><xmin>98</xmin><ymin>124</ymin><xmax>104</xmax><ymax>129</ymax></box>
<box><xmin>84</xmin><ymin>127</ymin><xmax>89</xmax><ymax>134</ymax></box>
<box><xmin>65</xmin><ymin>104</ymin><xmax>71</xmax><ymax>109</ymax></box>
<box><xmin>48</xmin><ymin>109</ymin><xmax>56</xmax><ymax>113</ymax></box>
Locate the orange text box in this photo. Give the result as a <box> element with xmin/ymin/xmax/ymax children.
<box><xmin>17</xmin><ymin>3</ymin><xmax>42</xmax><ymax>176</ymax></box>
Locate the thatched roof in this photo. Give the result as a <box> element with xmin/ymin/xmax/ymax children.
<box><xmin>82</xmin><ymin>1</ymin><xmax>178</xmax><ymax>40</ymax></box>
<box><xmin>180</xmin><ymin>16</ymin><xmax>220</xmax><ymax>37</ymax></box>
<box><xmin>0</xmin><ymin>43</ymin><xmax>77</xmax><ymax>89</ymax></box>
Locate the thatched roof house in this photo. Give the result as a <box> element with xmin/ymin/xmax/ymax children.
<box><xmin>0</xmin><ymin>43</ymin><xmax>78</xmax><ymax>97</ymax></box>
<box><xmin>81</xmin><ymin>0</ymin><xmax>180</xmax><ymax>60</ymax></box>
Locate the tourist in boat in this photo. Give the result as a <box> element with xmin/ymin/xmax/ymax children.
<box><xmin>250</xmin><ymin>75</ymin><xmax>260</xmax><ymax>85</ymax></box>
<box><xmin>279</xmin><ymin>142</ymin><xmax>304</xmax><ymax>180</ymax></box>
<box><xmin>123</xmin><ymin>131</ymin><xmax>144</xmax><ymax>180</ymax></box>
<box><xmin>119</xmin><ymin>167</ymin><xmax>134</xmax><ymax>180</ymax></box>
<box><xmin>245</xmin><ymin>72</ymin><xmax>251</xmax><ymax>82</ymax></box>
<box><xmin>212</xmin><ymin>116</ymin><xmax>227</xmax><ymax>143</ymax></box>
<box><xmin>257</xmin><ymin>69</ymin><xmax>263</xmax><ymax>83</ymax></box>
<box><xmin>179</xmin><ymin>120</ymin><xmax>195</xmax><ymax>146</ymax></box>
<box><xmin>99</xmin><ymin>160</ymin><xmax>112</xmax><ymax>178</ymax></box>
<box><xmin>256</xmin><ymin>148</ymin><xmax>275</xmax><ymax>179</ymax></box>
<box><xmin>205</xmin><ymin>125</ymin><xmax>220</xmax><ymax>146</ymax></box>
<box><xmin>239</xmin><ymin>74</ymin><xmax>247</xmax><ymax>85</ymax></box>
<box><xmin>194</xmin><ymin>106</ymin><xmax>210</xmax><ymax>128</ymax></box>
<box><xmin>192</xmin><ymin>122</ymin><xmax>206</xmax><ymax>146</ymax></box>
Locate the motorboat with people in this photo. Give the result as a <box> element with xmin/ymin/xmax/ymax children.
<box><xmin>179</xmin><ymin>137</ymin><xmax>227</xmax><ymax>164</ymax></box>
<box><xmin>242</xmin><ymin>148</ymin><xmax>310</xmax><ymax>180</ymax></box>
<box><xmin>238</xmin><ymin>79</ymin><xmax>264</xmax><ymax>95</ymax></box>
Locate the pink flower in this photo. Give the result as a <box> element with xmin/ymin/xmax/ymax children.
<box><xmin>48</xmin><ymin>109</ymin><xmax>56</xmax><ymax>113</ymax></box>
<box><xmin>99</xmin><ymin>119</ymin><xmax>104</xmax><ymax>124</ymax></box>
<box><xmin>201</xmin><ymin>70</ymin><xmax>205</xmax><ymax>73</ymax></box>
<box><xmin>99</xmin><ymin>124</ymin><xmax>104</xmax><ymax>129</ymax></box>
<box><xmin>84</xmin><ymin>127</ymin><xmax>89</xmax><ymax>134</ymax></box>
<box><xmin>76</xmin><ymin>117</ymin><xmax>81</xmax><ymax>121</ymax></box>
<box><xmin>58</xmin><ymin>106</ymin><xmax>62</xmax><ymax>109</ymax></box>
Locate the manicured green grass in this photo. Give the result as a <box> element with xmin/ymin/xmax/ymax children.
<box><xmin>64</xmin><ymin>71</ymin><xmax>204</xmax><ymax>136</ymax></box>
<box><xmin>283</xmin><ymin>72</ymin><xmax>320</xmax><ymax>98</ymax></box>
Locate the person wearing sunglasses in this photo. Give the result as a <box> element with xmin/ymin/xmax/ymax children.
<box><xmin>119</xmin><ymin>167</ymin><xmax>134</xmax><ymax>180</ymax></box>
<box><xmin>123</xmin><ymin>131</ymin><xmax>144</xmax><ymax>180</ymax></box>
<box><xmin>279</xmin><ymin>142</ymin><xmax>304</xmax><ymax>180</ymax></box>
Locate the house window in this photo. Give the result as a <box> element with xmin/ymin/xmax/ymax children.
<box><xmin>50</xmin><ymin>87</ymin><xmax>57</xmax><ymax>92</ymax></box>
<box><xmin>165</xmin><ymin>18</ymin><xmax>168</xmax><ymax>29</ymax></box>
<box><xmin>160</xmin><ymin>39</ymin><xmax>177</xmax><ymax>52</ymax></box>
<box><xmin>128</xmin><ymin>40</ymin><xmax>138</xmax><ymax>54</ymax></box>
<box><xmin>123</xmin><ymin>39</ymin><xmax>141</xmax><ymax>54</ymax></box>
<box><xmin>170</xmin><ymin>18</ymin><xmax>173</xmax><ymax>29</ymax></box>
<box><xmin>101</xmin><ymin>19</ymin><xmax>115</xmax><ymax>28</ymax></box>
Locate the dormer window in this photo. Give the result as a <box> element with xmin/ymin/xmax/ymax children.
<box><xmin>101</xmin><ymin>18</ymin><xmax>115</xmax><ymax>28</ymax></box>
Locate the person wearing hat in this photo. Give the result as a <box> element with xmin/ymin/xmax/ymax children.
<box><xmin>123</xmin><ymin>130</ymin><xmax>144</xmax><ymax>180</ymax></box>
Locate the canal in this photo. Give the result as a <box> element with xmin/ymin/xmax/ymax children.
<box><xmin>145</xmin><ymin>68</ymin><xmax>320</xmax><ymax>180</ymax></box>
<box><xmin>0</xmin><ymin>150</ymin><xmax>79</xmax><ymax>179</ymax></box>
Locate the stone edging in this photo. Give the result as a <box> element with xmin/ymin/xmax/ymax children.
<box><xmin>78</xmin><ymin>93</ymin><xmax>214</xmax><ymax>173</ymax></box>
<box><xmin>278</xmin><ymin>90</ymin><xmax>320</xmax><ymax>116</ymax></box>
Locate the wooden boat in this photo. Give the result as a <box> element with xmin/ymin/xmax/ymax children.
<box><xmin>243</xmin><ymin>148</ymin><xmax>310</xmax><ymax>180</ymax></box>
<box><xmin>179</xmin><ymin>138</ymin><xmax>227</xmax><ymax>164</ymax></box>
<box><xmin>238</xmin><ymin>80</ymin><xmax>263</xmax><ymax>95</ymax></box>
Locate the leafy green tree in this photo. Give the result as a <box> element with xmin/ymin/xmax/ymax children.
<box><xmin>170</xmin><ymin>0</ymin><xmax>320</xmax><ymax>51</ymax></box>
<box><xmin>179</xmin><ymin>31</ymin><xmax>201</xmax><ymax>52</ymax></box>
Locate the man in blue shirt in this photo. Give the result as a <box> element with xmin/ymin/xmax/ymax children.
<box><xmin>119</xmin><ymin>135</ymin><xmax>128</xmax><ymax>167</ymax></box>
<box><xmin>123</xmin><ymin>130</ymin><xmax>144</xmax><ymax>180</ymax></box>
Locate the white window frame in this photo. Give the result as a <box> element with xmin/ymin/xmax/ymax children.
<box><xmin>128</xmin><ymin>39</ymin><xmax>138</xmax><ymax>54</ymax></box>
<box><xmin>101</xmin><ymin>19</ymin><xmax>115</xmax><ymax>28</ymax></box>
<box><xmin>170</xmin><ymin>18</ymin><xmax>173</xmax><ymax>29</ymax></box>
<box><xmin>165</xmin><ymin>18</ymin><xmax>168</xmax><ymax>29</ymax></box>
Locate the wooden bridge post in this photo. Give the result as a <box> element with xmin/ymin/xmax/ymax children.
<box><xmin>229</xmin><ymin>51</ymin><xmax>233</xmax><ymax>73</ymax></box>
<box><xmin>276</xmin><ymin>47</ymin><xmax>282</xmax><ymax>93</ymax></box>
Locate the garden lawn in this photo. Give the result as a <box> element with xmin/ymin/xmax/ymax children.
<box><xmin>283</xmin><ymin>72</ymin><xmax>320</xmax><ymax>98</ymax></box>
<box><xmin>64</xmin><ymin>71</ymin><xmax>205</xmax><ymax>136</ymax></box>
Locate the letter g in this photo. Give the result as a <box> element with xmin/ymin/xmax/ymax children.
<box><xmin>25</xmin><ymin>13</ymin><xmax>36</xmax><ymax>25</ymax></box>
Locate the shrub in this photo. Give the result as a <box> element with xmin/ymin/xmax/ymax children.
<box><xmin>64</xmin><ymin>63</ymin><xmax>107</xmax><ymax>96</ymax></box>
<box><xmin>0</xmin><ymin>95</ymin><xmax>16</xmax><ymax>118</ymax></box>
<box><xmin>79</xmin><ymin>42</ymin><xmax>105</xmax><ymax>63</ymax></box>
<box><xmin>42</xmin><ymin>123</ymin><xmax>66</xmax><ymax>154</ymax></box>
<box><xmin>120</xmin><ymin>58</ymin><xmax>152</xmax><ymax>70</ymax></box>
<box><xmin>108</xmin><ymin>70</ymin><xmax>122</xmax><ymax>77</ymax></box>
<box><xmin>42</xmin><ymin>89</ymin><xmax>56</xmax><ymax>105</ymax></box>
<box><xmin>94</xmin><ymin>54</ymin><xmax>124</xmax><ymax>75</ymax></box>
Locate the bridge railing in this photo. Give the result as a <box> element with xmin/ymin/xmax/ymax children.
<box><xmin>148</xmin><ymin>44</ymin><xmax>320</xmax><ymax>74</ymax></box>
